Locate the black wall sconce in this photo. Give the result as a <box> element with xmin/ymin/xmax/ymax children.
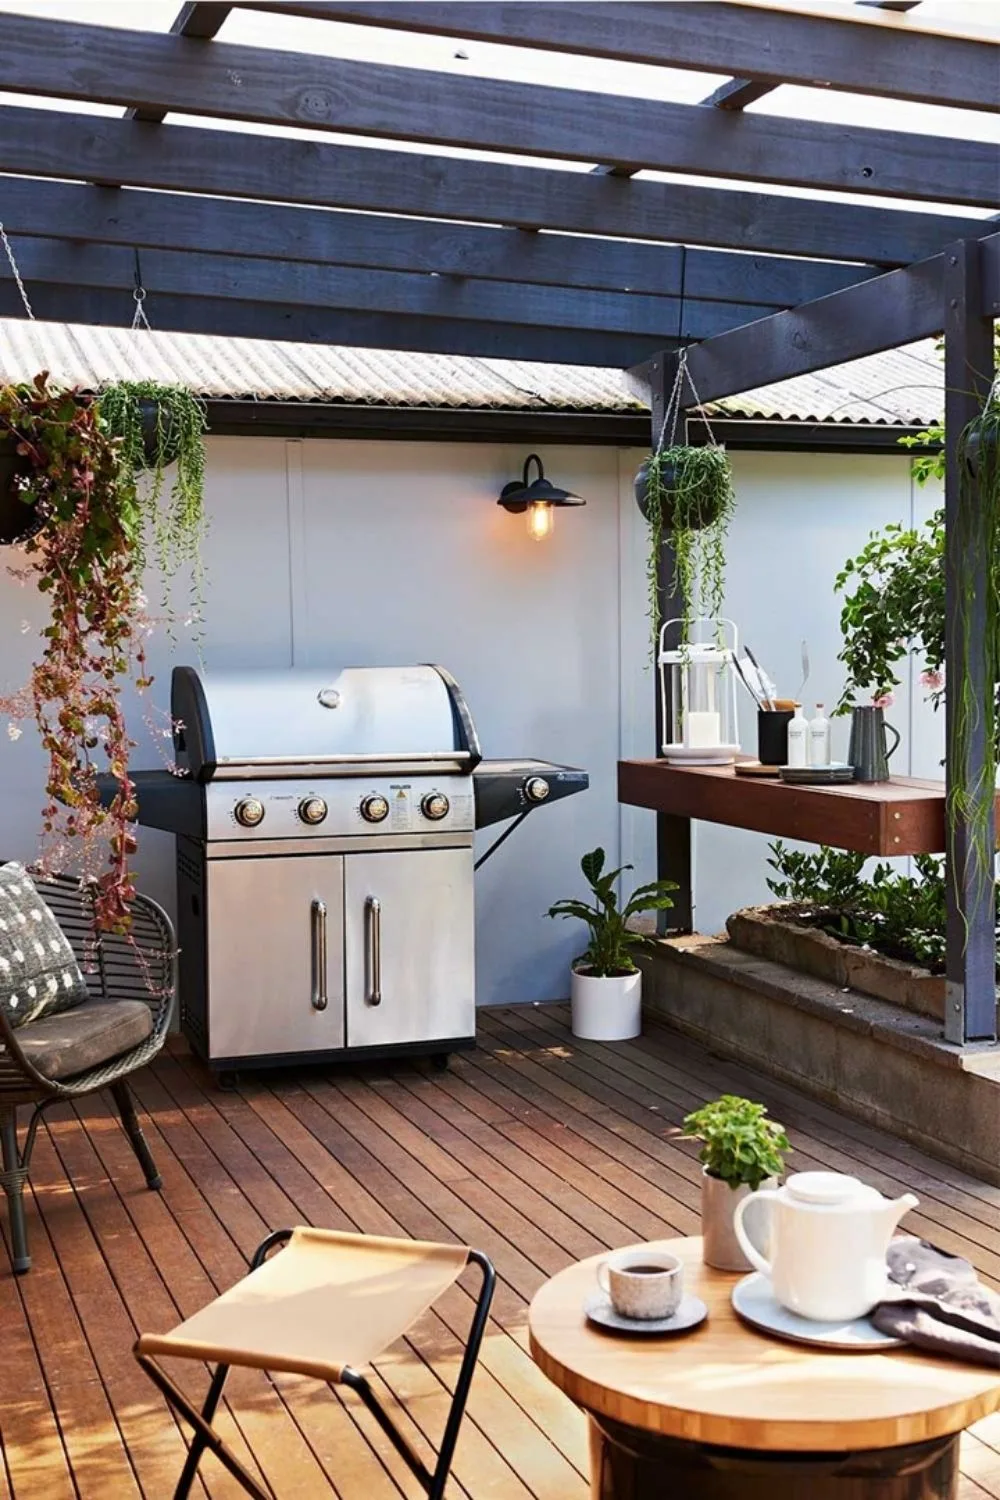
<box><xmin>497</xmin><ymin>453</ymin><xmax>585</xmax><ymax>542</ymax></box>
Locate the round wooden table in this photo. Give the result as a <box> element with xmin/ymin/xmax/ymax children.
<box><xmin>528</xmin><ymin>1237</ymin><xmax>1000</xmax><ymax>1500</ymax></box>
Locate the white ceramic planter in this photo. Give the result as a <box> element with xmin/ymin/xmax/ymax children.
<box><xmin>701</xmin><ymin>1168</ymin><xmax>777</xmax><ymax>1272</ymax></box>
<box><xmin>570</xmin><ymin>967</ymin><xmax>642</xmax><ymax>1041</ymax></box>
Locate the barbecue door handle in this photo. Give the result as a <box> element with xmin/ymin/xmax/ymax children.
<box><xmin>366</xmin><ymin>895</ymin><xmax>382</xmax><ymax>1006</ymax></box>
<box><xmin>311</xmin><ymin>899</ymin><xmax>328</xmax><ymax>1011</ymax></box>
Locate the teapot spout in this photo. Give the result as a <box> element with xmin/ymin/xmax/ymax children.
<box><xmin>881</xmin><ymin>1192</ymin><xmax>919</xmax><ymax>1242</ymax></box>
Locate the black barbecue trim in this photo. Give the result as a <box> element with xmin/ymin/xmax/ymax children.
<box><xmin>171</xmin><ymin>665</ymin><xmax>217</xmax><ymax>783</ymax></box>
<box><xmin>196</xmin><ymin>1034</ymin><xmax>476</xmax><ymax>1073</ymax></box>
<box><xmin>428</xmin><ymin>664</ymin><xmax>482</xmax><ymax>771</ymax></box>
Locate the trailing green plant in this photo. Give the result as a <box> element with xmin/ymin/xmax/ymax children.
<box><xmin>640</xmin><ymin>443</ymin><xmax>735</xmax><ymax>652</ymax></box>
<box><xmin>546</xmin><ymin>847</ymin><xmax>677</xmax><ymax>977</ymax></box>
<box><xmin>765</xmin><ymin>840</ymin><xmax>957</xmax><ymax>971</ymax></box>
<box><xmin>0</xmin><ymin>373</ymin><xmax>150</xmax><ymax>934</ymax></box>
<box><xmin>680</xmin><ymin>1094</ymin><xmax>790</xmax><ymax>1191</ymax></box>
<box><xmin>97</xmin><ymin>380</ymin><xmax>207</xmax><ymax>625</ymax></box>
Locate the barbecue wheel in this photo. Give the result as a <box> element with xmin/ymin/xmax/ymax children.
<box><xmin>431</xmin><ymin>1053</ymin><xmax>450</xmax><ymax>1073</ymax></box>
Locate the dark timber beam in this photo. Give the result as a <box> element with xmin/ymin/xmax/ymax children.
<box><xmin>942</xmin><ymin>239</ymin><xmax>997</xmax><ymax>1043</ymax></box>
<box><xmin>0</xmin><ymin>283</ymin><xmax>676</xmax><ymax>367</ymax></box>
<box><xmin>626</xmin><ymin>237</ymin><xmax>1000</xmax><ymax>406</ymax></box>
<box><xmin>0</xmin><ymin>234</ymin><xmax>777</xmax><ymax>341</ymax></box>
<box><xmin>700</xmin><ymin>79</ymin><xmax>777</xmax><ymax>110</ymax></box>
<box><xmin>128</xmin><ymin>2</ymin><xmax>231</xmax><ymax>123</ymax></box>
<box><xmin>253</xmin><ymin>3</ymin><xmax>999</xmax><ymax>114</ymax></box>
<box><xmin>0</xmin><ymin>108</ymin><xmax>983</xmax><ymax>267</ymax></box>
<box><xmin>0</xmin><ymin>15</ymin><xmax>996</xmax><ymax>207</ymax></box>
<box><xmin>0</xmin><ymin>180</ymin><xmax>883</xmax><ymax>307</ymax></box>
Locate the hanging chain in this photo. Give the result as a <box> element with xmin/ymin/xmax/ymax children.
<box><xmin>654</xmin><ymin>344</ymin><xmax>722</xmax><ymax>453</ymax></box>
<box><xmin>131</xmin><ymin>285</ymin><xmax>152</xmax><ymax>333</ymax></box>
<box><xmin>0</xmin><ymin>222</ymin><xmax>34</xmax><ymax>321</ymax></box>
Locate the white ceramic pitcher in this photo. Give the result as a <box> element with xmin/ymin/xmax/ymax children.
<box><xmin>732</xmin><ymin>1170</ymin><xmax>918</xmax><ymax>1322</ymax></box>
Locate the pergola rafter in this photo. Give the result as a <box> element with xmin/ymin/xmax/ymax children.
<box><xmin>0</xmin><ymin>0</ymin><xmax>994</xmax><ymax>1039</ymax></box>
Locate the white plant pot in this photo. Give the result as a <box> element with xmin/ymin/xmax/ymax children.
<box><xmin>701</xmin><ymin>1168</ymin><xmax>777</xmax><ymax>1272</ymax></box>
<box><xmin>570</xmin><ymin>966</ymin><xmax>642</xmax><ymax>1041</ymax></box>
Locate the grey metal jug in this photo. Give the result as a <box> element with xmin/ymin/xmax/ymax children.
<box><xmin>848</xmin><ymin>705</ymin><xmax>901</xmax><ymax>783</ymax></box>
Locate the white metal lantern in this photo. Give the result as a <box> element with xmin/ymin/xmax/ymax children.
<box><xmin>658</xmin><ymin>618</ymin><xmax>741</xmax><ymax>765</ymax></box>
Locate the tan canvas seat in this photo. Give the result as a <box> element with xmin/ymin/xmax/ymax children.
<box><xmin>135</xmin><ymin>1225</ymin><xmax>495</xmax><ymax>1500</ymax></box>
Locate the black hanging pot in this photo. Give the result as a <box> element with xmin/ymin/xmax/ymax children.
<box><xmin>634</xmin><ymin>455</ymin><xmax>726</xmax><ymax>530</ymax></box>
<box><xmin>634</xmin><ymin>456</ymin><xmax>676</xmax><ymax>522</ymax></box>
<box><xmin>0</xmin><ymin>438</ymin><xmax>41</xmax><ymax>546</ymax></box>
<box><xmin>137</xmin><ymin>398</ymin><xmax>183</xmax><ymax>471</ymax></box>
<box><xmin>963</xmin><ymin>421</ymin><xmax>998</xmax><ymax>482</ymax></box>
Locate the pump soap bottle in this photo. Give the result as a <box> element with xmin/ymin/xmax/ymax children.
<box><xmin>786</xmin><ymin>704</ymin><xmax>809</xmax><ymax>768</ymax></box>
<box><xmin>808</xmin><ymin>703</ymin><xmax>831</xmax><ymax>767</ymax></box>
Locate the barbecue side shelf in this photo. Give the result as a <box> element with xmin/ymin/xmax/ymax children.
<box><xmin>616</xmin><ymin>760</ymin><xmax>975</xmax><ymax>857</ymax></box>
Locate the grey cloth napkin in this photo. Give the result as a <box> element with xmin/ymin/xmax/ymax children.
<box><xmin>871</xmin><ymin>1237</ymin><xmax>1000</xmax><ymax>1366</ymax></box>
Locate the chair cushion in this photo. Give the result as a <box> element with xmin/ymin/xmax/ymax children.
<box><xmin>15</xmin><ymin>998</ymin><xmax>153</xmax><ymax>1080</ymax></box>
<box><xmin>0</xmin><ymin>863</ymin><xmax>87</xmax><ymax>1028</ymax></box>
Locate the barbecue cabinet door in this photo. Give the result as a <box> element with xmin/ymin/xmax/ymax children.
<box><xmin>206</xmin><ymin>853</ymin><xmax>345</xmax><ymax>1062</ymax></box>
<box><xmin>344</xmin><ymin>847</ymin><xmax>475</xmax><ymax>1049</ymax></box>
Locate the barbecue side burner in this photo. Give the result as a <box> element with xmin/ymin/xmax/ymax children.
<box><xmin>122</xmin><ymin>665</ymin><xmax>588</xmax><ymax>1074</ymax></box>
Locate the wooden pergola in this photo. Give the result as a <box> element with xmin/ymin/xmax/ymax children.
<box><xmin>0</xmin><ymin>0</ymin><xmax>996</xmax><ymax>1040</ymax></box>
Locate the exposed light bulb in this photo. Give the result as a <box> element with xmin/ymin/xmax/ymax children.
<box><xmin>526</xmin><ymin>500</ymin><xmax>554</xmax><ymax>542</ymax></box>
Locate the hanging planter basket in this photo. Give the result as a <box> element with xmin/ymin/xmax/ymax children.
<box><xmin>962</xmin><ymin>420</ymin><xmax>998</xmax><ymax>482</ymax></box>
<box><xmin>634</xmin><ymin>454</ymin><xmax>729</xmax><ymax>530</ymax></box>
<box><xmin>137</xmin><ymin>398</ymin><xmax>185</xmax><ymax>471</ymax></box>
<box><xmin>0</xmin><ymin>437</ymin><xmax>41</xmax><ymax>546</ymax></box>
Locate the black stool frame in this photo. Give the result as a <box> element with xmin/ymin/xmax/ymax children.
<box><xmin>135</xmin><ymin>1228</ymin><xmax>497</xmax><ymax>1500</ymax></box>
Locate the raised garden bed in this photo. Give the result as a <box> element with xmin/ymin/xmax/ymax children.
<box><xmin>726</xmin><ymin>905</ymin><xmax>945</xmax><ymax>1021</ymax></box>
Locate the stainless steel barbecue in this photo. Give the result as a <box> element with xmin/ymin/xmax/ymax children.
<box><xmin>125</xmin><ymin>664</ymin><xmax>587</xmax><ymax>1075</ymax></box>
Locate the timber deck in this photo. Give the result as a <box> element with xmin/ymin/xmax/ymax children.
<box><xmin>4</xmin><ymin>1004</ymin><xmax>1000</xmax><ymax>1499</ymax></box>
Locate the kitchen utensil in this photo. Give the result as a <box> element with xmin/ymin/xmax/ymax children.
<box><xmin>731</xmin><ymin>1274</ymin><xmax>903</xmax><ymax>1351</ymax></box>
<box><xmin>733</xmin><ymin>1170</ymin><xmax>918</xmax><ymax>1323</ymax></box>
<box><xmin>732</xmin><ymin>654</ymin><xmax>764</xmax><ymax>709</ymax></box>
<box><xmin>584</xmin><ymin>1291</ymin><xmax>708</xmax><ymax>1336</ymax></box>
<box><xmin>744</xmin><ymin>647</ymin><xmax>776</xmax><ymax>711</ymax></box>
<box><xmin>848</xmin><ymin>705</ymin><xmax>901</xmax><ymax>784</ymax></box>
<box><xmin>797</xmin><ymin>640</ymin><xmax>810</xmax><ymax>703</ymax></box>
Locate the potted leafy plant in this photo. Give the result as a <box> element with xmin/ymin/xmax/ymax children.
<box><xmin>635</xmin><ymin>444</ymin><xmax>735</xmax><ymax>650</ymax></box>
<box><xmin>547</xmin><ymin>847</ymin><xmax>677</xmax><ymax>1041</ymax></box>
<box><xmin>98</xmin><ymin>380</ymin><xmax>207</xmax><ymax>608</ymax></box>
<box><xmin>681</xmin><ymin>1094</ymin><xmax>790</xmax><ymax>1271</ymax></box>
<box><xmin>0</xmin><ymin>373</ymin><xmax>149</xmax><ymax>933</ymax></box>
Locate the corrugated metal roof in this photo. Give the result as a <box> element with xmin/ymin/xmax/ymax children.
<box><xmin>0</xmin><ymin>318</ymin><xmax>944</xmax><ymax>427</ymax></box>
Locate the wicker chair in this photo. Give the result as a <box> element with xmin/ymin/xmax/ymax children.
<box><xmin>0</xmin><ymin>871</ymin><xmax>176</xmax><ymax>1273</ymax></box>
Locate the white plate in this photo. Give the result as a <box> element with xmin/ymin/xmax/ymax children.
<box><xmin>662</xmin><ymin>744</ymin><xmax>741</xmax><ymax>766</ymax></box>
<box><xmin>584</xmin><ymin>1291</ymin><xmax>708</xmax><ymax>1336</ymax></box>
<box><xmin>731</xmin><ymin>1273</ymin><xmax>904</xmax><ymax>1351</ymax></box>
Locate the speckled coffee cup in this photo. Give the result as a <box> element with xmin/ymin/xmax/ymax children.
<box><xmin>597</xmin><ymin>1248</ymin><xmax>683</xmax><ymax>1321</ymax></box>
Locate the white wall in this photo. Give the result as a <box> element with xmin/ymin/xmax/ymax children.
<box><xmin>0</xmin><ymin>433</ymin><xmax>936</xmax><ymax>1003</ymax></box>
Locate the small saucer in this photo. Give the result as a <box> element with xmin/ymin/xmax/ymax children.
<box><xmin>584</xmin><ymin>1292</ymin><xmax>708</xmax><ymax>1336</ymax></box>
<box><xmin>732</xmin><ymin>1273</ymin><xmax>903</xmax><ymax>1351</ymax></box>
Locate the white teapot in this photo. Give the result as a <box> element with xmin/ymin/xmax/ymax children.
<box><xmin>733</xmin><ymin>1170</ymin><xmax>918</xmax><ymax>1323</ymax></box>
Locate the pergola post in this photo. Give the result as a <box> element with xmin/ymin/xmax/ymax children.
<box><xmin>648</xmin><ymin>352</ymin><xmax>694</xmax><ymax>936</ymax></box>
<box><xmin>943</xmin><ymin>239</ymin><xmax>997</xmax><ymax>1044</ymax></box>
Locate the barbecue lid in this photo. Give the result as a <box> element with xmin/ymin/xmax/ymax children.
<box><xmin>171</xmin><ymin>664</ymin><xmax>480</xmax><ymax>782</ymax></box>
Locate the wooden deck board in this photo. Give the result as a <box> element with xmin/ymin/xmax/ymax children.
<box><xmin>1</xmin><ymin>1005</ymin><xmax>999</xmax><ymax>1498</ymax></box>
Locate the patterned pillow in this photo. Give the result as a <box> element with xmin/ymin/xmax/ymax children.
<box><xmin>0</xmin><ymin>863</ymin><xmax>88</xmax><ymax>1029</ymax></box>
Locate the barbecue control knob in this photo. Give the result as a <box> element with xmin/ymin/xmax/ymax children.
<box><xmin>360</xmin><ymin>794</ymin><xmax>390</xmax><ymax>824</ymax></box>
<box><xmin>234</xmin><ymin>796</ymin><xmax>265</xmax><ymax>828</ymax></box>
<box><xmin>524</xmin><ymin>776</ymin><xmax>551</xmax><ymax>804</ymax></box>
<box><xmin>421</xmin><ymin>792</ymin><xmax>450</xmax><ymax>821</ymax></box>
<box><xmin>298</xmin><ymin>796</ymin><xmax>328</xmax><ymax>826</ymax></box>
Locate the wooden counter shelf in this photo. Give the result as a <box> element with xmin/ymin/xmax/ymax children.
<box><xmin>617</xmin><ymin>760</ymin><xmax>971</xmax><ymax>857</ymax></box>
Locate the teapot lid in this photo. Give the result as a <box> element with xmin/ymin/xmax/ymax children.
<box><xmin>785</xmin><ymin>1171</ymin><xmax>870</xmax><ymax>1205</ymax></box>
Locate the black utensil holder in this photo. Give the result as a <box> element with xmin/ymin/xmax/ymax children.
<box><xmin>758</xmin><ymin>709</ymin><xmax>794</xmax><ymax>767</ymax></box>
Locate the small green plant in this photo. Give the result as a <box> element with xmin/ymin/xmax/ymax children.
<box><xmin>547</xmin><ymin>847</ymin><xmax>677</xmax><ymax>977</ymax></box>
<box><xmin>640</xmin><ymin>443</ymin><xmax>735</xmax><ymax>652</ymax></box>
<box><xmin>681</xmin><ymin>1095</ymin><xmax>790</xmax><ymax>1191</ymax></box>
<box><xmin>765</xmin><ymin>840</ymin><xmax>954</xmax><ymax>971</ymax></box>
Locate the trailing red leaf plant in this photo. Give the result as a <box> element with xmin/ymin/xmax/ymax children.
<box><xmin>0</xmin><ymin>373</ymin><xmax>151</xmax><ymax>934</ymax></box>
